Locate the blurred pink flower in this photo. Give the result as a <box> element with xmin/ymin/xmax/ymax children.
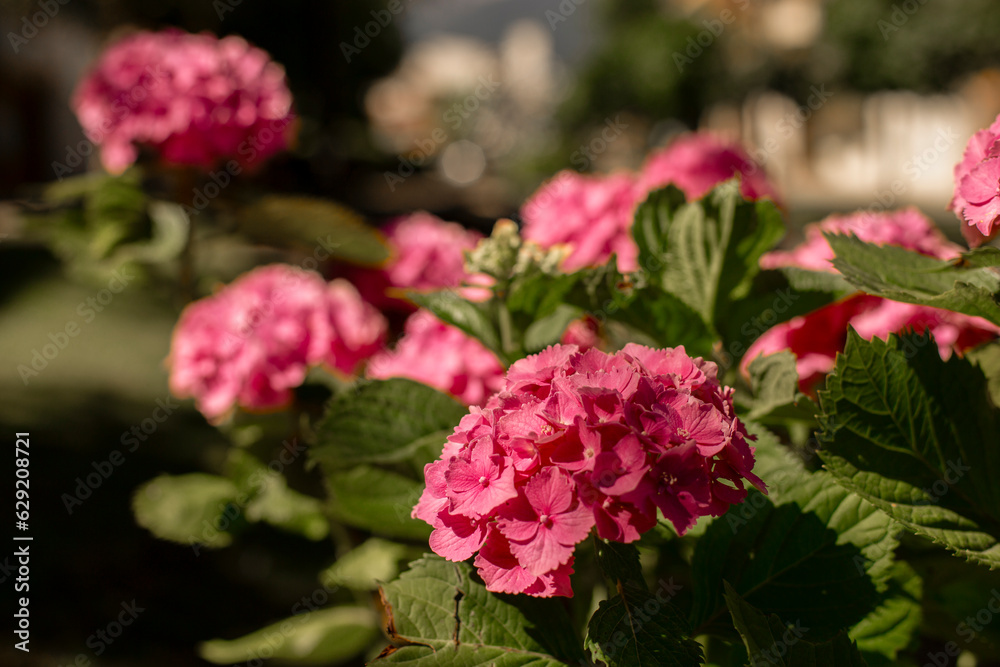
<box><xmin>746</xmin><ymin>209</ymin><xmax>999</xmax><ymax>392</ymax></box>
<box><xmin>952</xmin><ymin>117</ymin><xmax>1000</xmax><ymax>246</ymax></box>
<box><xmin>366</xmin><ymin>310</ymin><xmax>505</xmax><ymax>406</ymax></box>
<box><xmin>743</xmin><ymin>295</ymin><xmax>999</xmax><ymax>393</ymax></box>
<box><xmin>350</xmin><ymin>212</ymin><xmax>489</xmax><ymax>309</ymax></box>
<box><xmin>760</xmin><ymin>207</ymin><xmax>961</xmax><ymax>272</ymax></box>
<box><xmin>73</xmin><ymin>29</ymin><xmax>294</xmax><ymax>173</ymax></box>
<box><xmin>743</xmin><ymin>294</ymin><xmax>889</xmax><ymax>391</ymax></box>
<box><xmin>169</xmin><ymin>265</ymin><xmax>386</xmax><ymax>422</ymax></box>
<box><xmin>637</xmin><ymin>133</ymin><xmax>781</xmax><ymax>204</ymax></box>
<box><xmin>561</xmin><ymin>316</ymin><xmax>600</xmax><ymax>350</ymax></box>
<box><xmin>383</xmin><ymin>212</ymin><xmax>488</xmax><ymax>296</ymax></box>
<box><xmin>520</xmin><ymin>133</ymin><xmax>778</xmax><ymax>273</ymax></box>
<box><xmin>520</xmin><ymin>171</ymin><xmax>640</xmax><ymax>273</ymax></box>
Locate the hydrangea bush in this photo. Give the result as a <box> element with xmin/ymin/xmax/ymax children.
<box><xmin>55</xmin><ymin>27</ymin><xmax>1000</xmax><ymax>667</ymax></box>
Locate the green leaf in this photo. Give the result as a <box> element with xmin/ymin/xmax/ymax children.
<box><xmin>690</xmin><ymin>476</ymin><xmax>898</xmax><ymax>640</ymax></box>
<box><xmin>817</xmin><ymin>329</ymin><xmax>1000</xmax><ymax>568</ymax></box>
<box><xmin>634</xmin><ymin>184</ymin><xmax>688</xmax><ymax>267</ymax></box>
<box><xmin>848</xmin><ymin>561</ymin><xmax>921</xmax><ymax>664</ymax></box>
<box><xmin>612</xmin><ymin>287</ymin><xmax>716</xmax><ymax>357</ymax></box>
<box><xmin>967</xmin><ymin>340</ymin><xmax>1000</xmax><ymax>407</ymax></box>
<box><xmin>960</xmin><ymin>246</ymin><xmax>1000</xmax><ymax>268</ymax></box>
<box><xmin>372</xmin><ymin>556</ymin><xmax>585</xmax><ymax>666</ymax></box>
<box><xmin>507</xmin><ymin>269</ymin><xmax>579</xmax><ymax>320</ymax></box>
<box><xmin>634</xmin><ymin>181</ymin><xmax>785</xmax><ymax>332</ymax></box>
<box><xmin>311</xmin><ymin>379</ymin><xmax>466</xmax><ymax>540</ymax></box>
<box><xmin>238</xmin><ymin>195</ymin><xmax>388</xmax><ymax>265</ymax></box>
<box><xmin>311</xmin><ymin>379</ymin><xmax>466</xmax><ymax>470</ymax></box>
<box><xmin>714</xmin><ymin>271</ymin><xmax>834</xmax><ymax>369</ymax></box>
<box><xmin>723</xmin><ymin>583</ymin><xmax>868</xmax><ymax>667</ymax></box>
<box><xmin>746</xmin><ymin>352</ymin><xmax>804</xmax><ymax>422</ymax></box>
<box><xmin>827</xmin><ymin>235</ymin><xmax>1000</xmax><ymax>327</ymax></box>
<box><xmin>560</xmin><ymin>262</ymin><xmax>715</xmax><ymax>356</ymax></box>
<box><xmin>523</xmin><ymin>303</ymin><xmax>583</xmax><ymax>353</ymax></box>
<box><xmin>327</xmin><ymin>466</ymin><xmax>431</xmax><ymax>540</ymax></box>
<box><xmin>199</xmin><ymin>606</ymin><xmax>379</xmax><ymax>665</ymax></box>
<box><xmin>320</xmin><ymin>538</ymin><xmax>408</xmax><ymax>591</ymax></box>
<box><xmin>595</xmin><ymin>540</ymin><xmax>646</xmax><ymax>589</ymax></box>
<box><xmin>586</xmin><ymin>581</ymin><xmax>704</xmax><ymax>667</ymax></box>
<box><xmin>132</xmin><ymin>473</ymin><xmax>238</xmax><ymax>548</ymax></box>
<box><xmin>778</xmin><ymin>267</ymin><xmax>855</xmax><ymax>296</ymax></box>
<box><xmin>227</xmin><ymin>449</ymin><xmax>329</xmax><ymax>540</ymax></box>
<box><xmin>410</xmin><ymin>291</ymin><xmax>505</xmax><ymax>360</ymax></box>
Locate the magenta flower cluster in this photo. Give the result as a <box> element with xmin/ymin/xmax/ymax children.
<box><xmin>745</xmin><ymin>208</ymin><xmax>999</xmax><ymax>392</ymax></box>
<box><xmin>169</xmin><ymin>265</ymin><xmax>386</xmax><ymax>422</ymax></box>
<box><xmin>73</xmin><ymin>29</ymin><xmax>294</xmax><ymax>173</ymax></box>
<box><xmin>413</xmin><ymin>344</ymin><xmax>764</xmax><ymax>597</ymax></box>
<box><xmin>350</xmin><ymin>212</ymin><xmax>490</xmax><ymax>310</ymax></box>
<box><xmin>367</xmin><ymin>310</ymin><xmax>504</xmax><ymax>407</ymax></box>
<box><xmin>521</xmin><ymin>133</ymin><xmax>780</xmax><ymax>273</ymax></box>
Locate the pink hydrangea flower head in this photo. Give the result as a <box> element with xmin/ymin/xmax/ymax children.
<box><xmin>72</xmin><ymin>29</ymin><xmax>294</xmax><ymax>173</ymax></box>
<box><xmin>413</xmin><ymin>343</ymin><xmax>764</xmax><ymax>597</ymax></box>
<box><xmin>351</xmin><ymin>213</ymin><xmax>490</xmax><ymax>309</ymax></box>
<box><xmin>742</xmin><ymin>295</ymin><xmax>1000</xmax><ymax>394</ymax></box>
<box><xmin>168</xmin><ymin>265</ymin><xmax>386</xmax><ymax>422</ymax></box>
<box><xmin>637</xmin><ymin>133</ymin><xmax>781</xmax><ymax>205</ymax></box>
<box><xmin>520</xmin><ymin>171</ymin><xmax>640</xmax><ymax>273</ymax></box>
<box><xmin>749</xmin><ymin>206</ymin><xmax>997</xmax><ymax>392</ymax></box>
<box><xmin>952</xmin><ymin>116</ymin><xmax>1000</xmax><ymax>245</ymax></box>
<box><xmin>761</xmin><ymin>207</ymin><xmax>962</xmax><ymax>273</ymax></box>
<box><xmin>383</xmin><ymin>212</ymin><xmax>486</xmax><ymax>294</ymax></box>
<box><xmin>366</xmin><ymin>310</ymin><xmax>505</xmax><ymax>406</ymax></box>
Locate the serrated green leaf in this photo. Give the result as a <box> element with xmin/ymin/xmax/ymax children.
<box><xmin>507</xmin><ymin>269</ymin><xmax>579</xmax><ymax>320</ymax></box>
<box><xmin>634</xmin><ymin>184</ymin><xmax>688</xmax><ymax>267</ymax></box>
<box><xmin>691</xmin><ymin>473</ymin><xmax>898</xmax><ymax>640</ymax></box>
<box><xmin>372</xmin><ymin>556</ymin><xmax>585</xmax><ymax>667</ymax></box>
<box><xmin>827</xmin><ymin>235</ymin><xmax>1000</xmax><ymax>326</ymax></box>
<box><xmin>327</xmin><ymin>466</ymin><xmax>431</xmax><ymax>540</ymax></box>
<box><xmin>817</xmin><ymin>329</ymin><xmax>1000</xmax><ymax>567</ymax></box>
<box><xmin>848</xmin><ymin>561</ymin><xmax>921</xmax><ymax>663</ymax></box>
<box><xmin>226</xmin><ymin>449</ymin><xmax>329</xmax><ymax>540</ymax></box>
<box><xmin>311</xmin><ymin>379</ymin><xmax>466</xmax><ymax>470</ymax></box>
<box><xmin>410</xmin><ymin>291</ymin><xmax>505</xmax><ymax>360</ymax></box>
<box><xmin>747</xmin><ymin>352</ymin><xmax>803</xmax><ymax>422</ymax></box>
<box><xmin>132</xmin><ymin>473</ymin><xmax>237</xmax><ymax>548</ymax></box>
<box><xmin>778</xmin><ymin>267</ymin><xmax>856</xmax><ymax>295</ymax></box>
<box><xmin>238</xmin><ymin>194</ymin><xmax>388</xmax><ymax>265</ymax></box>
<box><xmin>724</xmin><ymin>582</ymin><xmax>868</xmax><ymax>667</ymax></box>
<box><xmin>967</xmin><ymin>340</ymin><xmax>1000</xmax><ymax>407</ymax></box>
<box><xmin>320</xmin><ymin>538</ymin><xmax>408</xmax><ymax>591</ymax></box>
<box><xmin>523</xmin><ymin>304</ymin><xmax>584</xmax><ymax>352</ymax></box>
<box><xmin>961</xmin><ymin>246</ymin><xmax>1000</xmax><ymax>268</ymax></box>
<box><xmin>595</xmin><ymin>540</ymin><xmax>646</xmax><ymax>589</ymax></box>
<box><xmin>560</xmin><ymin>261</ymin><xmax>715</xmax><ymax>356</ymax></box>
<box><xmin>199</xmin><ymin>606</ymin><xmax>379</xmax><ymax>665</ymax></box>
<box><xmin>634</xmin><ymin>181</ymin><xmax>785</xmax><ymax>333</ymax></box>
<box><xmin>586</xmin><ymin>581</ymin><xmax>704</xmax><ymax>667</ymax></box>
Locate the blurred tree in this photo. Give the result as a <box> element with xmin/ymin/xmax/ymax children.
<box><xmin>822</xmin><ymin>0</ymin><xmax>1000</xmax><ymax>92</ymax></box>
